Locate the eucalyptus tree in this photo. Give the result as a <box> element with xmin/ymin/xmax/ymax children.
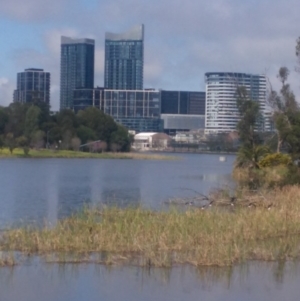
<box><xmin>267</xmin><ymin>67</ymin><xmax>299</xmax><ymax>155</ymax></box>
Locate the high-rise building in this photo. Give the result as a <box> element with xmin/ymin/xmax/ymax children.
<box><xmin>13</xmin><ymin>68</ymin><xmax>50</xmax><ymax>104</ymax></box>
<box><xmin>60</xmin><ymin>36</ymin><xmax>95</xmax><ymax>110</ymax></box>
<box><xmin>104</xmin><ymin>25</ymin><xmax>144</xmax><ymax>90</ymax></box>
<box><xmin>73</xmin><ymin>88</ymin><xmax>161</xmax><ymax>132</ymax></box>
<box><xmin>205</xmin><ymin>72</ymin><xmax>267</xmax><ymax>133</ymax></box>
<box><xmin>160</xmin><ymin>90</ymin><xmax>206</xmax><ymax>115</ymax></box>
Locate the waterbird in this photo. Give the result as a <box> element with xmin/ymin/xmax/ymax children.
<box><xmin>267</xmin><ymin>203</ymin><xmax>273</xmax><ymax>210</ymax></box>
<box><xmin>201</xmin><ymin>204</ymin><xmax>206</xmax><ymax>210</ymax></box>
<box><xmin>247</xmin><ymin>203</ymin><xmax>256</xmax><ymax>208</ymax></box>
<box><xmin>208</xmin><ymin>201</ymin><xmax>214</xmax><ymax>207</ymax></box>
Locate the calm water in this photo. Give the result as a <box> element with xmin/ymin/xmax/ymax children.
<box><xmin>1</xmin><ymin>261</ymin><xmax>300</xmax><ymax>301</ymax></box>
<box><xmin>3</xmin><ymin>153</ymin><xmax>298</xmax><ymax>301</ymax></box>
<box><xmin>0</xmin><ymin>153</ymin><xmax>235</xmax><ymax>228</ymax></box>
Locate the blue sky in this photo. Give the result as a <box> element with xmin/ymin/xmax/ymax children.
<box><xmin>0</xmin><ymin>0</ymin><xmax>300</xmax><ymax>111</ymax></box>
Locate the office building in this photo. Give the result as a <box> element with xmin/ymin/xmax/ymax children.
<box><xmin>60</xmin><ymin>36</ymin><xmax>95</xmax><ymax>110</ymax></box>
<box><xmin>160</xmin><ymin>90</ymin><xmax>206</xmax><ymax>134</ymax></box>
<box><xmin>104</xmin><ymin>25</ymin><xmax>144</xmax><ymax>90</ymax></box>
<box><xmin>161</xmin><ymin>114</ymin><xmax>205</xmax><ymax>135</ymax></box>
<box><xmin>205</xmin><ymin>72</ymin><xmax>267</xmax><ymax>133</ymax></box>
<box><xmin>13</xmin><ymin>68</ymin><xmax>50</xmax><ymax>104</ymax></box>
<box><xmin>73</xmin><ymin>88</ymin><xmax>161</xmax><ymax>132</ymax></box>
<box><xmin>73</xmin><ymin>87</ymin><xmax>104</xmax><ymax>112</ymax></box>
<box><xmin>160</xmin><ymin>90</ymin><xmax>206</xmax><ymax>115</ymax></box>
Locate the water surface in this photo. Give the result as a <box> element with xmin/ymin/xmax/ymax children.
<box><xmin>1</xmin><ymin>261</ymin><xmax>300</xmax><ymax>301</ymax></box>
<box><xmin>0</xmin><ymin>153</ymin><xmax>235</xmax><ymax>227</ymax></box>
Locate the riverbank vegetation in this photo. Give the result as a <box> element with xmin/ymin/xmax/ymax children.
<box><xmin>0</xmin><ymin>147</ymin><xmax>174</xmax><ymax>160</ymax></box>
<box><xmin>1</xmin><ymin>186</ymin><xmax>300</xmax><ymax>267</ymax></box>
<box><xmin>233</xmin><ymin>64</ymin><xmax>300</xmax><ymax>187</ymax></box>
<box><xmin>0</xmin><ymin>102</ymin><xmax>132</xmax><ymax>155</ymax></box>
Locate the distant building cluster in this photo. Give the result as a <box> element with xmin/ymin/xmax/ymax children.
<box><xmin>12</xmin><ymin>24</ymin><xmax>272</xmax><ymax>134</ymax></box>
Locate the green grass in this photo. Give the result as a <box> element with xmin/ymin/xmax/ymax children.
<box><xmin>2</xmin><ymin>186</ymin><xmax>300</xmax><ymax>267</ymax></box>
<box><xmin>0</xmin><ymin>148</ymin><xmax>175</xmax><ymax>160</ymax></box>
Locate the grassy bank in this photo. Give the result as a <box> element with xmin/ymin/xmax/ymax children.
<box><xmin>0</xmin><ymin>148</ymin><xmax>175</xmax><ymax>160</ymax></box>
<box><xmin>1</xmin><ymin>186</ymin><xmax>300</xmax><ymax>267</ymax></box>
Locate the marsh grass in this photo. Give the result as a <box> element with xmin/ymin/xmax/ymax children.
<box><xmin>0</xmin><ymin>148</ymin><xmax>175</xmax><ymax>160</ymax></box>
<box><xmin>2</xmin><ymin>186</ymin><xmax>300</xmax><ymax>267</ymax></box>
<box><xmin>0</xmin><ymin>252</ymin><xmax>16</xmax><ymax>267</ymax></box>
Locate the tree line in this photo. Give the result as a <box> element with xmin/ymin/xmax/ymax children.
<box><xmin>0</xmin><ymin>101</ymin><xmax>132</xmax><ymax>154</ymax></box>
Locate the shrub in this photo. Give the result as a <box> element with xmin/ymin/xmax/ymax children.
<box><xmin>259</xmin><ymin>153</ymin><xmax>292</xmax><ymax>168</ymax></box>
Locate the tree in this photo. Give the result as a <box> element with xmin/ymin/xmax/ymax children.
<box><xmin>5</xmin><ymin>133</ymin><xmax>16</xmax><ymax>154</ymax></box>
<box><xmin>71</xmin><ymin>137</ymin><xmax>81</xmax><ymax>151</ymax></box>
<box><xmin>0</xmin><ymin>108</ymin><xmax>9</xmax><ymax>135</ymax></box>
<box><xmin>5</xmin><ymin>103</ymin><xmax>29</xmax><ymax>137</ymax></box>
<box><xmin>110</xmin><ymin>125</ymin><xmax>131</xmax><ymax>152</ymax></box>
<box><xmin>296</xmin><ymin>36</ymin><xmax>300</xmax><ymax>73</ymax></box>
<box><xmin>25</xmin><ymin>105</ymin><xmax>41</xmax><ymax>140</ymax></box>
<box><xmin>16</xmin><ymin>136</ymin><xmax>30</xmax><ymax>155</ymax></box>
<box><xmin>0</xmin><ymin>135</ymin><xmax>4</xmax><ymax>153</ymax></box>
<box><xmin>76</xmin><ymin>125</ymin><xmax>97</xmax><ymax>144</ymax></box>
<box><xmin>77</xmin><ymin>107</ymin><xmax>118</xmax><ymax>143</ymax></box>
<box><xmin>30</xmin><ymin>130</ymin><xmax>45</xmax><ymax>149</ymax></box>
<box><xmin>236</xmin><ymin>86</ymin><xmax>262</xmax><ymax>150</ymax></box>
<box><xmin>267</xmin><ymin>67</ymin><xmax>299</xmax><ymax>154</ymax></box>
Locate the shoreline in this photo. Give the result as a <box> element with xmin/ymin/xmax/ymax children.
<box><xmin>1</xmin><ymin>186</ymin><xmax>300</xmax><ymax>268</ymax></box>
<box><xmin>0</xmin><ymin>148</ymin><xmax>176</xmax><ymax>160</ymax></box>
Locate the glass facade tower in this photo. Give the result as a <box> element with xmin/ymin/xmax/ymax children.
<box><xmin>60</xmin><ymin>36</ymin><xmax>95</xmax><ymax>110</ymax></box>
<box><xmin>13</xmin><ymin>68</ymin><xmax>50</xmax><ymax>104</ymax></box>
<box><xmin>160</xmin><ymin>90</ymin><xmax>206</xmax><ymax>115</ymax></box>
<box><xmin>104</xmin><ymin>25</ymin><xmax>144</xmax><ymax>90</ymax></box>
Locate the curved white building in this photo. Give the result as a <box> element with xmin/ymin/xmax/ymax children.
<box><xmin>205</xmin><ymin>72</ymin><xmax>266</xmax><ymax>133</ymax></box>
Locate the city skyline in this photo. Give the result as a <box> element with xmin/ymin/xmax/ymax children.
<box><xmin>1</xmin><ymin>0</ymin><xmax>300</xmax><ymax>111</ymax></box>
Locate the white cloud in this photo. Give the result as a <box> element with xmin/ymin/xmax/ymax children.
<box><xmin>1</xmin><ymin>0</ymin><xmax>300</xmax><ymax>108</ymax></box>
<box><xmin>0</xmin><ymin>0</ymin><xmax>70</xmax><ymax>21</ymax></box>
<box><xmin>0</xmin><ymin>78</ymin><xmax>14</xmax><ymax>107</ymax></box>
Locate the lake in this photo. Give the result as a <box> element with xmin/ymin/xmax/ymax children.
<box><xmin>3</xmin><ymin>153</ymin><xmax>298</xmax><ymax>301</ymax></box>
<box><xmin>0</xmin><ymin>153</ymin><xmax>235</xmax><ymax>228</ymax></box>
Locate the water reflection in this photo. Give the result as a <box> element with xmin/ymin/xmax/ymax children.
<box><xmin>1</xmin><ymin>261</ymin><xmax>300</xmax><ymax>301</ymax></box>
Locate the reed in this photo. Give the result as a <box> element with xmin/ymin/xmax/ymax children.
<box><xmin>0</xmin><ymin>252</ymin><xmax>16</xmax><ymax>267</ymax></box>
<box><xmin>2</xmin><ymin>186</ymin><xmax>300</xmax><ymax>267</ymax></box>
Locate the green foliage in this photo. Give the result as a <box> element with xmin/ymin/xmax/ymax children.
<box><xmin>110</xmin><ymin>125</ymin><xmax>131</xmax><ymax>152</ymax></box>
<box><xmin>234</xmin><ymin>42</ymin><xmax>300</xmax><ymax>189</ymax></box>
<box><xmin>5</xmin><ymin>103</ymin><xmax>29</xmax><ymax>137</ymax></box>
<box><xmin>15</xmin><ymin>135</ymin><xmax>30</xmax><ymax>155</ymax></box>
<box><xmin>5</xmin><ymin>133</ymin><xmax>16</xmax><ymax>154</ymax></box>
<box><xmin>30</xmin><ymin>130</ymin><xmax>45</xmax><ymax>149</ymax></box>
<box><xmin>76</xmin><ymin>125</ymin><xmax>97</xmax><ymax>144</ymax></box>
<box><xmin>77</xmin><ymin>107</ymin><xmax>118</xmax><ymax>143</ymax></box>
<box><xmin>236</xmin><ymin>86</ymin><xmax>262</xmax><ymax>149</ymax></box>
<box><xmin>25</xmin><ymin>105</ymin><xmax>41</xmax><ymax>139</ymax></box>
<box><xmin>0</xmin><ymin>107</ymin><xmax>9</xmax><ymax>135</ymax></box>
<box><xmin>236</xmin><ymin>145</ymin><xmax>270</xmax><ymax>169</ymax></box>
<box><xmin>0</xmin><ymin>103</ymin><xmax>130</xmax><ymax>153</ymax></box>
<box><xmin>259</xmin><ymin>153</ymin><xmax>292</xmax><ymax>168</ymax></box>
<box><xmin>0</xmin><ymin>135</ymin><xmax>4</xmax><ymax>152</ymax></box>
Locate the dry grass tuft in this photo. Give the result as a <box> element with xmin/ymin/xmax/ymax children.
<box><xmin>0</xmin><ymin>252</ymin><xmax>16</xmax><ymax>267</ymax></box>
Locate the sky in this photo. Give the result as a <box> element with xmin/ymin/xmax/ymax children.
<box><xmin>0</xmin><ymin>0</ymin><xmax>300</xmax><ymax>111</ymax></box>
